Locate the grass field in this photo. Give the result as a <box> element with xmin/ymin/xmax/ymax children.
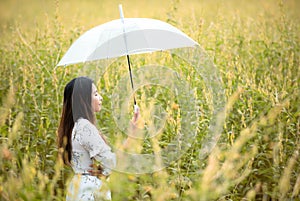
<box><xmin>0</xmin><ymin>0</ymin><xmax>299</xmax><ymax>200</ymax></box>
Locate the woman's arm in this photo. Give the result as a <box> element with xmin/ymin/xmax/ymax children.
<box><xmin>121</xmin><ymin>105</ymin><xmax>142</xmax><ymax>151</ymax></box>
<box><xmin>79</xmin><ymin>119</ymin><xmax>116</xmax><ymax>177</ymax></box>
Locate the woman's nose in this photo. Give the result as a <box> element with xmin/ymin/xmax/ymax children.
<box><xmin>99</xmin><ymin>95</ymin><xmax>103</xmax><ymax>101</ymax></box>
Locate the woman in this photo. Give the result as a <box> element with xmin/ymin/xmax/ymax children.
<box><xmin>57</xmin><ymin>77</ymin><xmax>139</xmax><ymax>200</ymax></box>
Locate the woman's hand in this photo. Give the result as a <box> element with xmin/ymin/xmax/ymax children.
<box><xmin>132</xmin><ymin>104</ymin><xmax>140</xmax><ymax>123</ymax></box>
<box><xmin>88</xmin><ymin>164</ymin><xmax>104</xmax><ymax>177</ymax></box>
<box><xmin>130</xmin><ymin>104</ymin><xmax>142</xmax><ymax>130</ymax></box>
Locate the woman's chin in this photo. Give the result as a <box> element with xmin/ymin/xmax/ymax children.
<box><xmin>95</xmin><ymin>107</ymin><xmax>101</xmax><ymax>113</ymax></box>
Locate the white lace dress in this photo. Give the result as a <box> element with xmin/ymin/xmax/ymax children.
<box><xmin>66</xmin><ymin>118</ymin><xmax>116</xmax><ymax>201</ymax></box>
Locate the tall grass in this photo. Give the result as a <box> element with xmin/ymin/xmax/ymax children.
<box><xmin>0</xmin><ymin>0</ymin><xmax>299</xmax><ymax>200</ymax></box>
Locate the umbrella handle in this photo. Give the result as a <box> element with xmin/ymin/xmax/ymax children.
<box><xmin>134</xmin><ymin>104</ymin><xmax>139</xmax><ymax>114</ymax></box>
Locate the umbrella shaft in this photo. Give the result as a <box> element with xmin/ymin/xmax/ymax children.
<box><xmin>127</xmin><ymin>55</ymin><xmax>136</xmax><ymax>105</ymax></box>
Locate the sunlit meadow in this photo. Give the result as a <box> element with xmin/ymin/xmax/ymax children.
<box><xmin>0</xmin><ymin>0</ymin><xmax>299</xmax><ymax>200</ymax></box>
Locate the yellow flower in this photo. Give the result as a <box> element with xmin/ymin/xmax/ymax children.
<box><xmin>171</xmin><ymin>103</ymin><xmax>179</xmax><ymax>110</ymax></box>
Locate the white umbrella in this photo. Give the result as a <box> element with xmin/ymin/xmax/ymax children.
<box><xmin>57</xmin><ymin>5</ymin><xmax>198</xmax><ymax>104</ymax></box>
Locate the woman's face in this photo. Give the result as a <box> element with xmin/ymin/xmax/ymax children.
<box><xmin>91</xmin><ymin>84</ymin><xmax>103</xmax><ymax>112</ymax></box>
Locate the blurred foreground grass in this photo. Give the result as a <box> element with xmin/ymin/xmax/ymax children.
<box><xmin>0</xmin><ymin>0</ymin><xmax>299</xmax><ymax>200</ymax></box>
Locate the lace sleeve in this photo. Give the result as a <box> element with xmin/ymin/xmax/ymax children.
<box><xmin>79</xmin><ymin>120</ymin><xmax>116</xmax><ymax>175</ymax></box>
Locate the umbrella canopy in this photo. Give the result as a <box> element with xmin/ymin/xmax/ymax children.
<box><xmin>57</xmin><ymin>17</ymin><xmax>198</xmax><ymax>66</ymax></box>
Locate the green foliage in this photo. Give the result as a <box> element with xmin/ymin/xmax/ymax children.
<box><xmin>0</xmin><ymin>0</ymin><xmax>299</xmax><ymax>200</ymax></box>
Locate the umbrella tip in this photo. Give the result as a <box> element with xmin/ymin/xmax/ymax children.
<box><xmin>119</xmin><ymin>4</ymin><xmax>124</xmax><ymax>20</ymax></box>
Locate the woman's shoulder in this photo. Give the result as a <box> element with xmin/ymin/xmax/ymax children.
<box><xmin>77</xmin><ymin>118</ymin><xmax>91</xmax><ymax>124</ymax></box>
<box><xmin>76</xmin><ymin>118</ymin><xmax>96</xmax><ymax>130</ymax></box>
<box><xmin>75</xmin><ymin>118</ymin><xmax>99</xmax><ymax>137</ymax></box>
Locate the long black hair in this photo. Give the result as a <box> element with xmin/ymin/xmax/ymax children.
<box><xmin>57</xmin><ymin>76</ymin><xmax>95</xmax><ymax>165</ymax></box>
